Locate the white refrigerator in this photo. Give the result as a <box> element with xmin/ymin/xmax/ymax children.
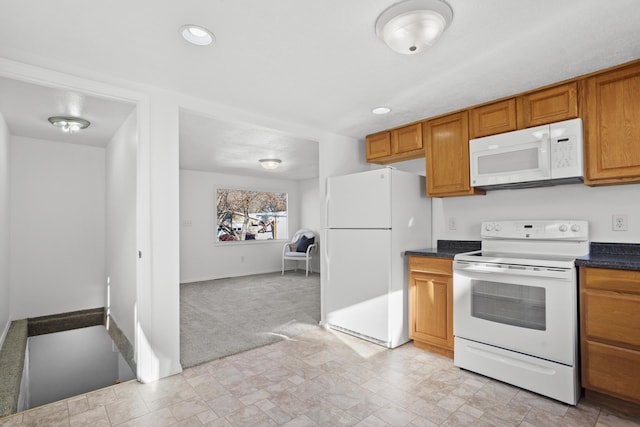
<box><xmin>324</xmin><ymin>167</ymin><xmax>431</xmax><ymax>348</ymax></box>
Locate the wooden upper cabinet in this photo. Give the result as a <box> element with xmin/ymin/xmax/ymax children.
<box><xmin>470</xmin><ymin>84</ymin><xmax>578</xmax><ymax>139</ymax></box>
<box><xmin>469</xmin><ymin>98</ymin><xmax>517</xmax><ymax>139</ymax></box>
<box><xmin>392</xmin><ymin>123</ymin><xmax>423</xmax><ymax>155</ymax></box>
<box><xmin>424</xmin><ymin>112</ymin><xmax>485</xmax><ymax>197</ymax></box>
<box><xmin>583</xmin><ymin>62</ymin><xmax>640</xmax><ymax>185</ymax></box>
<box><xmin>365</xmin><ymin>131</ymin><xmax>392</xmax><ymax>161</ymax></box>
<box><xmin>517</xmin><ymin>82</ymin><xmax>578</xmax><ymax>128</ymax></box>
<box><xmin>365</xmin><ymin>123</ymin><xmax>424</xmax><ymax>164</ymax></box>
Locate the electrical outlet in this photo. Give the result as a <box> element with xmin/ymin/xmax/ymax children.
<box><xmin>612</xmin><ymin>214</ymin><xmax>628</xmax><ymax>231</ymax></box>
<box><xmin>448</xmin><ymin>217</ymin><xmax>457</xmax><ymax>230</ymax></box>
<box><xmin>183</xmin><ymin>219</ymin><xmax>193</xmax><ymax>227</ymax></box>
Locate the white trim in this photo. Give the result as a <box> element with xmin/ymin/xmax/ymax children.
<box><xmin>0</xmin><ymin>319</ymin><xmax>10</xmax><ymax>351</ymax></box>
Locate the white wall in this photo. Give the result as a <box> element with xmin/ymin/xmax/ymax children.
<box><xmin>318</xmin><ymin>133</ymin><xmax>369</xmax><ymax>324</ymax></box>
<box><xmin>179</xmin><ymin>169</ymin><xmax>302</xmax><ymax>283</ymax></box>
<box><xmin>0</xmin><ymin>113</ymin><xmax>10</xmax><ymax>344</ymax></box>
<box><xmin>9</xmin><ymin>136</ymin><xmax>105</xmax><ymax>319</ymax></box>
<box><xmin>300</xmin><ymin>177</ymin><xmax>321</xmax><ymax>272</ymax></box>
<box><xmin>105</xmin><ymin>110</ymin><xmax>138</xmax><ymax>343</ymax></box>
<box><xmin>433</xmin><ymin>182</ymin><xmax>640</xmax><ymax>244</ymax></box>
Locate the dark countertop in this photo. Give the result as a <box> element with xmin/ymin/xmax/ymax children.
<box><xmin>576</xmin><ymin>242</ymin><xmax>640</xmax><ymax>271</ymax></box>
<box><xmin>407</xmin><ymin>240</ymin><xmax>640</xmax><ymax>271</ymax></box>
<box><xmin>405</xmin><ymin>240</ymin><xmax>481</xmax><ymax>259</ymax></box>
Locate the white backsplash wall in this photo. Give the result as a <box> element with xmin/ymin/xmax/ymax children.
<box><xmin>432</xmin><ymin>182</ymin><xmax>640</xmax><ymax>244</ymax></box>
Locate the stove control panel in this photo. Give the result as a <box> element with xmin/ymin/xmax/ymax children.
<box><xmin>481</xmin><ymin>220</ymin><xmax>589</xmax><ymax>240</ymax></box>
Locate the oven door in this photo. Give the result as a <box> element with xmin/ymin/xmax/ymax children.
<box><xmin>453</xmin><ymin>260</ymin><xmax>577</xmax><ymax>365</ymax></box>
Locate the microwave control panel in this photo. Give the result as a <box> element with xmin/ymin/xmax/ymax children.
<box><xmin>549</xmin><ymin>118</ymin><xmax>584</xmax><ymax>178</ymax></box>
<box><xmin>551</xmin><ymin>135</ymin><xmax>578</xmax><ymax>169</ymax></box>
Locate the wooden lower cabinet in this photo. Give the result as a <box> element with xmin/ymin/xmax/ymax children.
<box><xmin>580</xmin><ymin>266</ymin><xmax>640</xmax><ymax>416</ymax></box>
<box><xmin>408</xmin><ymin>256</ymin><xmax>453</xmax><ymax>358</ymax></box>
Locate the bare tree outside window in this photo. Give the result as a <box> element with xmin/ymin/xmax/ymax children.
<box><xmin>216</xmin><ymin>189</ymin><xmax>288</xmax><ymax>242</ymax></box>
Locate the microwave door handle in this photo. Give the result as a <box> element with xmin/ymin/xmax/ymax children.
<box><xmin>539</xmin><ymin>132</ymin><xmax>550</xmax><ymax>174</ymax></box>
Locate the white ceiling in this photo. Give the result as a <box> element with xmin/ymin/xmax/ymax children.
<box><xmin>0</xmin><ymin>76</ymin><xmax>135</xmax><ymax>148</ymax></box>
<box><xmin>179</xmin><ymin>111</ymin><xmax>318</xmax><ymax>180</ymax></box>
<box><xmin>1</xmin><ymin>0</ymin><xmax>639</xmax><ymax>179</ymax></box>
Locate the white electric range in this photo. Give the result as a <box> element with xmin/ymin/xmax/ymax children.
<box><xmin>453</xmin><ymin>220</ymin><xmax>589</xmax><ymax>405</ymax></box>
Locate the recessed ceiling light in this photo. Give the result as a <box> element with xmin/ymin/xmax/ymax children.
<box><xmin>371</xmin><ymin>106</ymin><xmax>392</xmax><ymax>115</ymax></box>
<box><xmin>180</xmin><ymin>24</ymin><xmax>215</xmax><ymax>46</ymax></box>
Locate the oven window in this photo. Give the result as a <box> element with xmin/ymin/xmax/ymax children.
<box><xmin>471</xmin><ymin>280</ymin><xmax>546</xmax><ymax>330</ymax></box>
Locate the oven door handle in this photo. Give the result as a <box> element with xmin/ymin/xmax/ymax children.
<box><xmin>454</xmin><ymin>261</ymin><xmax>571</xmax><ymax>279</ymax></box>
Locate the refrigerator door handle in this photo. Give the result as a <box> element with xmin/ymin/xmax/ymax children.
<box><xmin>324</xmin><ymin>230</ymin><xmax>330</xmax><ymax>281</ymax></box>
<box><xmin>325</xmin><ymin>191</ymin><xmax>330</xmax><ymax>229</ymax></box>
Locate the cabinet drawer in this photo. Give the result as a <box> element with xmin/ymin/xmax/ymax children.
<box><xmin>409</xmin><ymin>257</ymin><xmax>452</xmax><ymax>275</ymax></box>
<box><xmin>582</xmin><ymin>340</ymin><xmax>640</xmax><ymax>405</ymax></box>
<box><xmin>582</xmin><ymin>291</ymin><xmax>640</xmax><ymax>348</ymax></box>
<box><xmin>580</xmin><ymin>267</ymin><xmax>640</xmax><ymax>295</ymax></box>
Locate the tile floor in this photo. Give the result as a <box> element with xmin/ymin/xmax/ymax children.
<box><xmin>1</xmin><ymin>328</ymin><xmax>639</xmax><ymax>427</ymax></box>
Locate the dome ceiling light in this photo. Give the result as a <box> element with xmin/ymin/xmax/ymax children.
<box><xmin>47</xmin><ymin>116</ymin><xmax>91</xmax><ymax>134</ymax></box>
<box><xmin>375</xmin><ymin>0</ymin><xmax>453</xmax><ymax>55</ymax></box>
<box><xmin>259</xmin><ymin>158</ymin><xmax>281</xmax><ymax>170</ymax></box>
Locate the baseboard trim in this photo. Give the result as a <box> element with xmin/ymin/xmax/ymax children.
<box><xmin>180</xmin><ymin>269</ymin><xmax>318</xmax><ymax>285</ymax></box>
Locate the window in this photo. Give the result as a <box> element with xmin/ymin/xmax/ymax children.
<box><xmin>216</xmin><ymin>188</ymin><xmax>288</xmax><ymax>242</ymax></box>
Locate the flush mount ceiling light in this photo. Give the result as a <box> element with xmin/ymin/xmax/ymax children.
<box><xmin>259</xmin><ymin>158</ymin><xmax>282</xmax><ymax>170</ymax></box>
<box><xmin>375</xmin><ymin>0</ymin><xmax>453</xmax><ymax>55</ymax></box>
<box><xmin>371</xmin><ymin>106</ymin><xmax>392</xmax><ymax>115</ymax></box>
<box><xmin>180</xmin><ymin>24</ymin><xmax>215</xmax><ymax>46</ymax></box>
<box><xmin>47</xmin><ymin>116</ymin><xmax>91</xmax><ymax>134</ymax></box>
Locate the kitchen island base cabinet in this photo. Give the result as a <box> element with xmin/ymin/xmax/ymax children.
<box><xmin>580</xmin><ymin>266</ymin><xmax>640</xmax><ymax>418</ymax></box>
<box><xmin>408</xmin><ymin>257</ymin><xmax>453</xmax><ymax>358</ymax></box>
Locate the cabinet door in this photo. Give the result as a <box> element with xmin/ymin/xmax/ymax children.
<box><xmin>582</xmin><ymin>341</ymin><xmax>640</xmax><ymax>405</ymax></box>
<box><xmin>584</xmin><ymin>63</ymin><xmax>640</xmax><ymax>185</ymax></box>
<box><xmin>392</xmin><ymin>123</ymin><xmax>423</xmax><ymax>155</ymax></box>
<box><xmin>469</xmin><ymin>98</ymin><xmax>517</xmax><ymax>139</ymax></box>
<box><xmin>517</xmin><ymin>82</ymin><xmax>578</xmax><ymax>128</ymax></box>
<box><xmin>365</xmin><ymin>131</ymin><xmax>392</xmax><ymax>162</ymax></box>
<box><xmin>424</xmin><ymin>112</ymin><xmax>485</xmax><ymax>197</ymax></box>
<box><xmin>408</xmin><ymin>257</ymin><xmax>453</xmax><ymax>355</ymax></box>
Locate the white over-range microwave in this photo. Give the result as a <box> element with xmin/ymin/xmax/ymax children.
<box><xmin>469</xmin><ymin>118</ymin><xmax>583</xmax><ymax>189</ymax></box>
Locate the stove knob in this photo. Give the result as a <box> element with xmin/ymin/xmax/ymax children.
<box><xmin>571</xmin><ymin>224</ymin><xmax>580</xmax><ymax>232</ymax></box>
<box><xmin>485</xmin><ymin>224</ymin><xmax>494</xmax><ymax>231</ymax></box>
<box><xmin>495</xmin><ymin>224</ymin><xmax>502</xmax><ymax>232</ymax></box>
<box><xmin>559</xmin><ymin>224</ymin><xmax>568</xmax><ymax>232</ymax></box>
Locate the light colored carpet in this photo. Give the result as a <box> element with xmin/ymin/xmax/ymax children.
<box><xmin>180</xmin><ymin>271</ymin><xmax>321</xmax><ymax>368</ymax></box>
